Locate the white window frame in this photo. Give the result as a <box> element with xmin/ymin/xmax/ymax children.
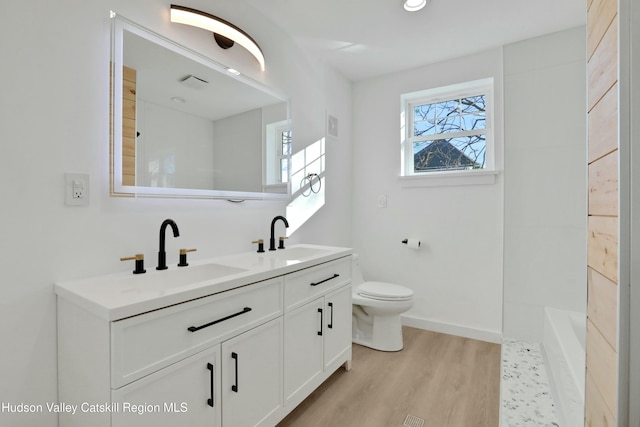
<box><xmin>400</xmin><ymin>78</ymin><xmax>497</xmax><ymax>186</ymax></box>
<box><xmin>264</xmin><ymin>120</ymin><xmax>290</xmax><ymax>188</ymax></box>
<box><xmin>275</xmin><ymin>124</ymin><xmax>291</xmax><ymax>184</ymax></box>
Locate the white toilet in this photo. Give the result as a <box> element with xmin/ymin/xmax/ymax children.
<box><xmin>351</xmin><ymin>254</ymin><xmax>414</xmax><ymax>351</ymax></box>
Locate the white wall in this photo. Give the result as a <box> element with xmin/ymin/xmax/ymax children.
<box><xmin>502</xmin><ymin>27</ymin><xmax>587</xmax><ymax>342</ymax></box>
<box><xmin>288</xmin><ymin>67</ymin><xmax>353</xmax><ymax>248</ymax></box>
<box><xmin>138</xmin><ymin>101</ymin><xmax>216</xmax><ymax>189</ymax></box>
<box><xmin>351</xmin><ymin>27</ymin><xmax>587</xmax><ymax>344</ymax></box>
<box><xmin>352</xmin><ymin>49</ymin><xmax>505</xmax><ymax>342</ymax></box>
<box><xmin>0</xmin><ymin>1</ymin><xmax>351</xmax><ymax>426</ymax></box>
<box><xmin>213</xmin><ymin>109</ymin><xmax>262</xmax><ymax>192</ymax></box>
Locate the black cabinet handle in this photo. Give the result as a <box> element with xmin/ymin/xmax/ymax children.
<box><xmin>310</xmin><ymin>273</ymin><xmax>340</xmax><ymax>287</ymax></box>
<box><xmin>231</xmin><ymin>352</ymin><xmax>239</xmax><ymax>393</ymax></box>
<box><xmin>328</xmin><ymin>302</ymin><xmax>334</xmax><ymax>329</ymax></box>
<box><xmin>187</xmin><ymin>307</ymin><xmax>252</xmax><ymax>332</ymax></box>
<box><xmin>318</xmin><ymin>308</ymin><xmax>323</xmax><ymax>336</ymax></box>
<box><xmin>207</xmin><ymin>363</ymin><xmax>215</xmax><ymax>407</ymax></box>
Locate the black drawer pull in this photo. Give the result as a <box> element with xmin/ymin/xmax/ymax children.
<box><xmin>231</xmin><ymin>352</ymin><xmax>239</xmax><ymax>392</ymax></box>
<box><xmin>187</xmin><ymin>307</ymin><xmax>252</xmax><ymax>332</ymax></box>
<box><xmin>318</xmin><ymin>308</ymin><xmax>323</xmax><ymax>336</ymax></box>
<box><xmin>310</xmin><ymin>273</ymin><xmax>340</xmax><ymax>287</ymax></box>
<box><xmin>207</xmin><ymin>363</ymin><xmax>215</xmax><ymax>407</ymax></box>
<box><xmin>328</xmin><ymin>302</ymin><xmax>334</xmax><ymax>329</ymax></box>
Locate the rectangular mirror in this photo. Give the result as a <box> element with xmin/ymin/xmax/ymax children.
<box><xmin>110</xmin><ymin>15</ymin><xmax>291</xmax><ymax>199</ymax></box>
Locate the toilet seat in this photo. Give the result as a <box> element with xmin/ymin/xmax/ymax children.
<box><xmin>357</xmin><ymin>281</ymin><xmax>414</xmax><ymax>301</ymax></box>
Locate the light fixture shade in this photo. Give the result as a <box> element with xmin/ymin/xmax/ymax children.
<box><xmin>403</xmin><ymin>0</ymin><xmax>427</xmax><ymax>12</ymax></box>
<box><xmin>170</xmin><ymin>5</ymin><xmax>265</xmax><ymax>71</ymax></box>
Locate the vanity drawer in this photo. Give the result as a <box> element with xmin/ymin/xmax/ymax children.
<box><xmin>284</xmin><ymin>257</ymin><xmax>351</xmax><ymax>311</ymax></box>
<box><xmin>111</xmin><ymin>277</ymin><xmax>282</xmax><ymax>388</ymax></box>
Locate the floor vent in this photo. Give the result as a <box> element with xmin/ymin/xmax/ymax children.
<box><xmin>403</xmin><ymin>413</ymin><xmax>425</xmax><ymax>427</ymax></box>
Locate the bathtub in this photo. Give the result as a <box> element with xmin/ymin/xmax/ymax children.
<box><xmin>542</xmin><ymin>307</ymin><xmax>586</xmax><ymax>427</ymax></box>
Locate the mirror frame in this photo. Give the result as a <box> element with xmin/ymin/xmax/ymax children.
<box><xmin>110</xmin><ymin>14</ymin><xmax>291</xmax><ymax>200</ymax></box>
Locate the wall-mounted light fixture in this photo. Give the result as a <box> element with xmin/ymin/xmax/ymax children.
<box><xmin>403</xmin><ymin>0</ymin><xmax>428</xmax><ymax>12</ymax></box>
<box><xmin>170</xmin><ymin>5</ymin><xmax>265</xmax><ymax>71</ymax></box>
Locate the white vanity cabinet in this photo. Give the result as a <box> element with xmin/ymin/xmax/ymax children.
<box><xmin>111</xmin><ymin>278</ymin><xmax>283</xmax><ymax>389</ymax></box>
<box><xmin>283</xmin><ymin>258</ymin><xmax>353</xmax><ymax>409</ymax></box>
<box><xmin>58</xmin><ymin>278</ymin><xmax>283</xmax><ymax>427</ymax></box>
<box><xmin>56</xmin><ymin>245</ymin><xmax>352</xmax><ymax>427</ymax></box>
<box><xmin>322</xmin><ymin>285</ymin><xmax>353</xmax><ymax>370</ymax></box>
<box><xmin>221</xmin><ymin>318</ymin><xmax>283</xmax><ymax>427</ymax></box>
<box><xmin>283</xmin><ymin>298</ymin><xmax>325</xmax><ymax>406</ymax></box>
<box><xmin>111</xmin><ymin>345</ymin><xmax>221</xmax><ymax>427</ymax></box>
<box><xmin>112</xmin><ymin>315</ymin><xmax>284</xmax><ymax>427</ymax></box>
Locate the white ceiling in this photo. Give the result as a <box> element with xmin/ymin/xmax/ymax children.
<box><xmin>248</xmin><ymin>0</ymin><xmax>586</xmax><ymax>81</ymax></box>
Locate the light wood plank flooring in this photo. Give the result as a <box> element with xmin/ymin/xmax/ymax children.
<box><xmin>278</xmin><ymin>326</ymin><xmax>501</xmax><ymax>427</ymax></box>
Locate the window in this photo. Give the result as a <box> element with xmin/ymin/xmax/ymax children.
<box><xmin>280</xmin><ymin>129</ymin><xmax>291</xmax><ymax>183</ymax></box>
<box><xmin>401</xmin><ymin>79</ymin><xmax>494</xmax><ymax>178</ymax></box>
<box><xmin>265</xmin><ymin>120</ymin><xmax>291</xmax><ymax>187</ymax></box>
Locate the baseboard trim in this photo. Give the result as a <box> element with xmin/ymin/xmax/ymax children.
<box><xmin>401</xmin><ymin>314</ymin><xmax>502</xmax><ymax>344</ymax></box>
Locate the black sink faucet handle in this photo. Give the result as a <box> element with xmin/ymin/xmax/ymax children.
<box><xmin>252</xmin><ymin>239</ymin><xmax>265</xmax><ymax>253</ymax></box>
<box><xmin>121</xmin><ymin>254</ymin><xmax>146</xmax><ymax>274</ymax></box>
<box><xmin>178</xmin><ymin>248</ymin><xmax>197</xmax><ymax>267</ymax></box>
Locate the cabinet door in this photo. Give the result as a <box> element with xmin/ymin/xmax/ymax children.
<box><xmin>324</xmin><ymin>285</ymin><xmax>352</xmax><ymax>370</ymax></box>
<box><xmin>283</xmin><ymin>298</ymin><xmax>324</xmax><ymax>407</ymax></box>
<box><xmin>221</xmin><ymin>318</ymin><xmax>283</xmax><ymax>427</ymax></box>
<box><xmin>112</xmin><ymin>346</ymin><xmax>220</xmax><ymax>427</ymax></box>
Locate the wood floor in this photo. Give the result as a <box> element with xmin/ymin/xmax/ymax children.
<box><xmin>277</xmin><ymin>326</ymin><xmax>501</xmax><ymax>427</ymax></box>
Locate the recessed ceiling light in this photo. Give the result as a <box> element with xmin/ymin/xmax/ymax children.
<box><xmin>404</xmin><ymin>0</ymin><xmax>427</xmax><ymax>12</ymax></box>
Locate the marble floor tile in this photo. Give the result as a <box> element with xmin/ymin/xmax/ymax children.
<box><xmin>500</xmin><ymin>340</ymin><xmax>560</xmax><ymax>427</ymax></box>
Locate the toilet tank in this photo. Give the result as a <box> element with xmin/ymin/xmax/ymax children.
<box><xmin>351</xmin><ymin>254</ymin><xmax>365</xmax><ymax>287</ymax></box>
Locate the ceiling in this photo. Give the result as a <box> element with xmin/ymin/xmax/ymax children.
<box><xmin>248</xmin><ymin>0</ymin><xmax>586</xmax><ymax>81</ymax></box>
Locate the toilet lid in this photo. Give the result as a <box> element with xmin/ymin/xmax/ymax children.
<box><xmin>357</xmin><ymin>281</ymin><xmax>414</xmax><ymax>301</ymax></box>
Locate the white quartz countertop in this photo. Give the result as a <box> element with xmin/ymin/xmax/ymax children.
<box><xmin>54</xmin><ymin>244</ymin><xmax>352</xmax><ymax>321</ymax></box>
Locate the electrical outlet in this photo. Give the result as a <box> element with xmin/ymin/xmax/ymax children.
<box><xmin>65</xmin><ymin>173</ymin><xmax>90</xmax><ymax>206</ymax></box>
<box><xmin>72</xmin><ymin>180</ymin><xmax>84</xmax><ymax>199</ymax></box>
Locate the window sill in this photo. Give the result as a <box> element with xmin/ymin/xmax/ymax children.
<box><xmin>399</xmin><ymin>169</ymin><xmax>500</xmax><ymax>188</ymax></box>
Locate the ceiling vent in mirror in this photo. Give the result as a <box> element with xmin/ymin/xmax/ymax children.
<box><xmin>180</xmin><ymin>74</ymin><xmax>209</xmax><ymax>89</ymax></box>
<box><xmin>170</xmin><ymin>4</ymin><xmax>265</xmax><ymax>71</ymax></box>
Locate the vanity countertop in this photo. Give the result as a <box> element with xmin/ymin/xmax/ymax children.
<box><xmin>54</xmin><ymin>244</ymin><xmax>352</xmax><ymax>321</ymax></box>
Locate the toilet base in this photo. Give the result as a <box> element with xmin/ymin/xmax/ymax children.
<box><xmin>352</xmin><ymin>312</ymin><xmax>404</xmax><ymax>352</ymax></box>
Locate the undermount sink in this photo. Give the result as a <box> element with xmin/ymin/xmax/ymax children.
<box><xmin>119</xmin><ymin>262</ymin><xmax>248</xmax><ymax>292</ymax></box>
<box><xmin>264</xmin><ymin>247</ymin><xmax>330</xmax><ymax>261</ymax></box>
<box><xmin>54</xmin><ymin>243</ymin><xmax>352</xmax><ymax>321</ymax></box>
<box><xmin>163</xmin><ymin>262</ymin><xmax>246</xmax><ymax>281</ymax></box>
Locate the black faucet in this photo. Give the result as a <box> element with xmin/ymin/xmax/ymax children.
<box><xmin>157</xmin><ymin>219</ymin><xmax>180</xmax><ymax>270</ymax></box>
<box><xmin>269</xmin><ymin>215</ymin><xmax>289</xmax><ymax>251</ymax></box>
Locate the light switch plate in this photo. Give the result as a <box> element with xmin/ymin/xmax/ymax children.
<box><xmin>378</xmin><ymin>194</ymin><xmax>387</xmax><ymax>208</ymax></box>
<box><xmin>327</xmin><ymin>113</ymin><xmax>339</xmax><ymax>139</ymax></box>
<box><xmin>65</xmin><ymin>173</ymin><xmax>90</xmax><ymax>206</ymax></box>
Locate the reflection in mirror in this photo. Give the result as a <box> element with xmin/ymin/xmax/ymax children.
<box><xmin>110</xmin><ymin>15</ymin><xmax>290</xmax><ymax>199</ymax></box>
